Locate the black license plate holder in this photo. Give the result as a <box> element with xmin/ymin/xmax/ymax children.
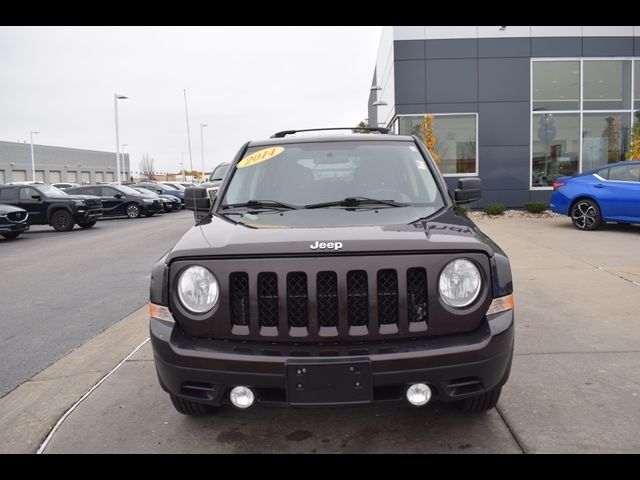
<box><xmin>286</xmin><ymin>360</ymin><xmax>372</xmax><ymax>405</ymax></box>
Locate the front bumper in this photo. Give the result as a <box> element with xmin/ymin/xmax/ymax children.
<box><xmin>0</xmin><ymin>222</ymin><xmax>30</xmax><ymax>234</ymax></box>
<box><xmin>74</xmin><ymin>209</ymin><xmax>103</xmax><ymax>222</ymax></box>
<box><xmin>151</xmin><ymin>310</ymin><xmax>514</xmax><ymax>407</ymax></box>
<box><xmin>143</xmin><ymin>202</ymin><xmax>164</xmax><ymax>214</ymax></box>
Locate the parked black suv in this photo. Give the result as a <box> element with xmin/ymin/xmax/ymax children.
<box><xmin>65</xmin><ymin>184</ymin><xmax>163</xmax><ymax>218</ymax></box>
<box><xmin>150</xmin><ymin>129</ymin><xmax>514</xmax><ymax>416</ymax></box>
<box><xmin>0</xmin><ymin>204</ymin><xmax>30</xmax><ymax>240</ymax></box>
<box><xmin>0</xmin><ymin>184</ymin><xmax>102</xmax><ymax>232</ymax></box>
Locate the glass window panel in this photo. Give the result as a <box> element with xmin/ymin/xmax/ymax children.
<box><xmin>398</xmin><ymin>115</ymin><xmax>477</xmax><ymax>174</ymax></box>
<box><xmin>635</xmin><ymin>61</ymin><xmax>639</xmax><ymax>110</ymax></box>
<box><xmin>584</xmin><ymin>60</ymin><xmax>632</xmax><ymax>110</ymax></box>
<box><xmin>608</xmin><ymin>164</ymin><xmax>640</xmax><ymax>182</ymax></box>
<box><xmin>582</xmin><ymin>113</ymin><xmax>631</xmax><ymax>170</ymax></box>
<box><xmin>533</xmin><ymin>61</ymin><xmax>580</xmax><ymax>111</ymax></box>
<box><xmin>532</xmin><ymin>113</ymin><xmax>580</xmax><ymax>187</ymax></box>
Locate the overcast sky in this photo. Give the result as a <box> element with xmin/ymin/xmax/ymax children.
<box><xmin>0</xmin><ymin>26</ymin><xmax>382</xmax><ymax>173</ymax></box>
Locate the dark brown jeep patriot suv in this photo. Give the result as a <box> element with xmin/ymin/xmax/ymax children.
<box><xmin>149</xmin><ymin>128</ymin><xmax>514</xmax><ymax>415</ymax></box>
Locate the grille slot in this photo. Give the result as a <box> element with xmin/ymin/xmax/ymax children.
<box><xmin>287</xmin><ymin>272</ymin><xmax>308</xmax><ymax>328</ymax></box>
<box><xmin>347</xmin><ymin>270</ymin><xmax>369</xmax><ymax>327</ymax></box>
<box><xmin>317</xmin><ymin>272</ymin><xmax>339</xmax><ymax>328</ymax></box>
<box><xmin>377</xmin><ymin>269</ymin><xmax>399</xmax><ymax>325</ymax></box>
<box><xmin>257</xmin><ymin>272</ymin><xmax>279</xmax><ymax>327</ymax></box>
<box><xmin>229</xmin><ymin>273</ymin><xmax>250</xmax><ymax>326</ymax></box>
<box><xmin>407</xmin><ymin>268</ymin><xmax>428</xmax><ymax>323</ymax></box>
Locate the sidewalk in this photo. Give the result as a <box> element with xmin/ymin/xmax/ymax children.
<box><xmin>4</xmin><ymin>216</ymin><xmax>640</xmax><ymax>453</ymax></box>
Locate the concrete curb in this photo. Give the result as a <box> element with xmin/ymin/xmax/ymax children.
<box><xmin>0</xmin><ymin>306</ymin><xmax>149</xmax><ymax>454</ymax></box>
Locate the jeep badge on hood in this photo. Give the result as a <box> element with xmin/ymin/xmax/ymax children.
<box><xmin>309</xmin><ymin>241</ymin><xmax>343</xmax><ymax>251</ymax></box>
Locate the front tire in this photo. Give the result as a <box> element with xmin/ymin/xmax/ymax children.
<box><xmin>51</xmin><ymin>210</ymin><xmax>75</xmax><ymax>232</ymax></box>
<box><xmin>571</xmin><ymin>199</ymin><xmax>602</xmax><ymax>231</ymax></box>
<box><xmin>126</xmin><ymin>203</ymin><xmax>141</xmax><ymax>219</ymax></box>
<box><xmin>2</xmin><ymin>232</ymin><xmax>21</xmax><ymax>240</ymax></box>
<box><xmin>170</xmin><ymin>394</ymin><xmax>219</xmax><ymax>416</ymax></box>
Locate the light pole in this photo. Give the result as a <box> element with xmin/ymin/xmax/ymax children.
<box><xmin>200</xmin><ymin>123</ymin><xmax>208</xmax><ymax>181</ymax></box>
<box><xmin>113</xmin><ymin>94</ymin><xmax>128</xmax><ymax>183</ymax></box>
<box><xmin>29</xmin><ymin>131</ymin><xmax>39</xmax><ymax>181</ymax></box>
<box><xmin>121</xmin><ymin>144</ymin><xmax>128</xmax><ymax>182</ymax></box>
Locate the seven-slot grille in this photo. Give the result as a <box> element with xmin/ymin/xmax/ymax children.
<box><xmin>230</xmin><ymin>268</ymin><xmax>428</xmax><ymax>339</ymax></box>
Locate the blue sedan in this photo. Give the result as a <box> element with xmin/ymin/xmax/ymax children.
<box><xmin>551</xmin><ymin>161</ymin><xmax>640</xmax><ymax>230</ymax></box>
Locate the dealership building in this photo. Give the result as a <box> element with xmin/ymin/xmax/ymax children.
<box><xmin>0</xmin><ymin>141</ymin><xmax>130</xmax><ymax>185</ymax></box>
<box><xmin>368</xmin><ymin>26</ymin><xmax>640</xmax><ymax>206</ymax></box>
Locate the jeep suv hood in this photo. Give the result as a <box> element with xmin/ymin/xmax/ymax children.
<box><xmin>167</xmin><ymin>207</ymin><xmax>498</xmax><ymax>261</ymax></box>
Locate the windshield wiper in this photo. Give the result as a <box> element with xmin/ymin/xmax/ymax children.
<box><xmin>222</xmin><ymin>200</ymin><xmax>300</xmax><ymax>211</ymax></box>
<box><xmin>305</xmin><ymin>197</ymin><xmax>408</xmax><ymax>209</ymax></box>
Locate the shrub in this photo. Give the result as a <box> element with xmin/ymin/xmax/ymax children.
<box><xmin>523</xmin><ymin>202</ymin><xmax>548</xmax><ymax>214</ymax></box>
<box><xmin>484</xmin><ymin>204</ymin><xmax>506</xmax><ymax>216</ymax></box>
<box><xmin>456</xmin><ymin>204</ymin><xmax>469</xmax><ymax>214</ymax></box>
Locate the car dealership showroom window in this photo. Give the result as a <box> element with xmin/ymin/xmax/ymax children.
<box><xmin>531</xmin><ymin>59</ymin><xmax>639</xmax><ymax>188</ymax></box>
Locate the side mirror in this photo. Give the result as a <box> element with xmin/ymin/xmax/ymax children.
<box><xmin>184</xmin><ymin>187</ymin><xmax>214</xmax><ymax>218</ymax></box>
<box><xmin>454</xmin><ymin>178</ymin><xmax>482</xmax><ymax>205</ymax></box>
<box><xmin>31</xmin><ymin>195</ymin><xmax>42</xmax><ymax>200</ymax></box>
<box><xmin>114</xmin><ymin>194</ymin><xmax>122</xmax><ymax>199</ymax></box>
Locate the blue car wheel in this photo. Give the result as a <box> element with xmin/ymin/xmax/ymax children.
<box><xmin>571</xmin><ymin>199</ymin><xmax>602</xmax><ymax>231</ymax></box>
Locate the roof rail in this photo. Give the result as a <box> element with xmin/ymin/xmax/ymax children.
<box><xmin>270</xmin><ymin>127</ymin><xmax>390</xmax><ymax>139</ymax></box>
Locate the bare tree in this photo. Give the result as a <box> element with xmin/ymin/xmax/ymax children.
<box><xmin>139</xmin><ymin>154</ymin><xmax>155</xmax><ymax>181</ymax></box>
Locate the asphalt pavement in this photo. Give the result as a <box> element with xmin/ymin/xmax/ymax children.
<box><xmin>0</xmin><ymin>210</ymin><xmax>194</xmax><ymax>397</ymax></box>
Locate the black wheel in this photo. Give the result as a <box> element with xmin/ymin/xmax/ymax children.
<box><xmin>571</xmin><ymin>199</ymin><xmax>602</xmax><ymax>231</ymax></box>
<box><xmin>456</xmin><ymin>386</ymin><xmax>503</xmax><ymax>413</ymax></box>
<box><xmin>51</xmin><ymin>210</ymin><xmax>75</xmax><ymax>232</ymax></box>
<box><xmin>2</xmin><ymin>232</ymin><xmax>20</xmax><ymax>240</ymax></box>
<box><xmin>78</xmin><ymin>220</ymin><xmax>97</xmax><ymax>229</ymax></box>
<box><xmin>169</xmin><ymin>394</ymin><xmax>218</xmax><ymax>416</ymax></box>
<box><xmin>126</xmin><ymin>203</ymin><xmax>141</xmax><ymax>219</ymax></box>
<box><xmin>163</xmin><ymin>206</ymin><xmax>173</xmax><ymax>213</ymax></box>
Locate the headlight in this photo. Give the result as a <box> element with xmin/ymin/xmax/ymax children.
<box><xmin>438</xmin><ymin>259</ymin><xmax>481</xmax><ymax>308</ymax></box>
<box><xmin>73</xmin><ymin>200</ymin><xmax>85</xmax><ymax>206</ymax></box>
<box><xmin>143</xmin><ymin>199</ymin><xmax>154</xmax><ymax>204</ymax></box>
<box><xmin>177</xmin><ymin>266</ymin><xmax>219</xmax><ymax>314</ymax></box>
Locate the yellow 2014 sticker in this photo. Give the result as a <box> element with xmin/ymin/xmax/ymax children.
<box><xmin>237</xmin><ymin>147</ymin><xmax>285</xmax><ymax>169</ymax></box>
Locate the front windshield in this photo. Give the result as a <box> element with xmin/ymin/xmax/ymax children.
<box><xmin>133</xmin><ymin>187</ymin><xmax>154</xmax><ymax>195</ymax></box>
<box><xmin>221</xmin><ymin>141</ymin><xmax>444</xmax><ymax>210</ymax></box>
<box><xmin>117</xmin><ymin>185</ymin><xmax>146</xmax><ymax>196</ymax></box>
<box><xmin>37</xmin><ymin>185</ymin><xmax>68</xmax><ymax>198</ymax></box>
<box><xmin>210</xmin><ymin>164</ymin><xmax>229</xmax><ymax>181</ymax></box>
<box><xmin>164</xmin><ymin>183</ymin><xmax>185</xmax><ymax>191</ymax></box>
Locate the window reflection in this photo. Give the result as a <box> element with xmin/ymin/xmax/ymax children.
<box><xmin>582</xmin><ymin>113</ymin><xmax>631</xmax><ymax>170</ymax></box>
<box><xmin>532</xmin><ymin>113</ymin><xmax>580</xmax><ymax>187</ymax></box>
<box><xmin>398</xmin><ymin>114</ymin><xmax>477</xmax><ymax>175</ymax></box>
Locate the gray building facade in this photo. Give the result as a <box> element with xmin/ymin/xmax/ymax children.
<box><xmin>369</xmin><ymin>26</ymin><xmax>640</xmax><ymax>207</ymax></box>
<box><xmin>0</xmin><ymin>141</ymin><xmax>130</xmax><ymax>185</ymax></box>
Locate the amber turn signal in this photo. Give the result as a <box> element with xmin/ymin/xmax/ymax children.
<box><xmin>149</xmin><ymin>303</ymin><xmax>175</xmax><ymax>324</ymax></box>
<box><xmin>486</xmin><ymin>294</ymin><xmax>514</xmax><ymax>316</ymax></box>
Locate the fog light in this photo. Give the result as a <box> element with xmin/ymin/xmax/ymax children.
<box><xmin>406</xmin><ymin>383</ymin><xmax>432</xmax><ymax>406</ymax></box>
<box><xmin>229</xmin><ymin>386</ymin><xmax>255</xmax><ymax>409</ymax></box>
